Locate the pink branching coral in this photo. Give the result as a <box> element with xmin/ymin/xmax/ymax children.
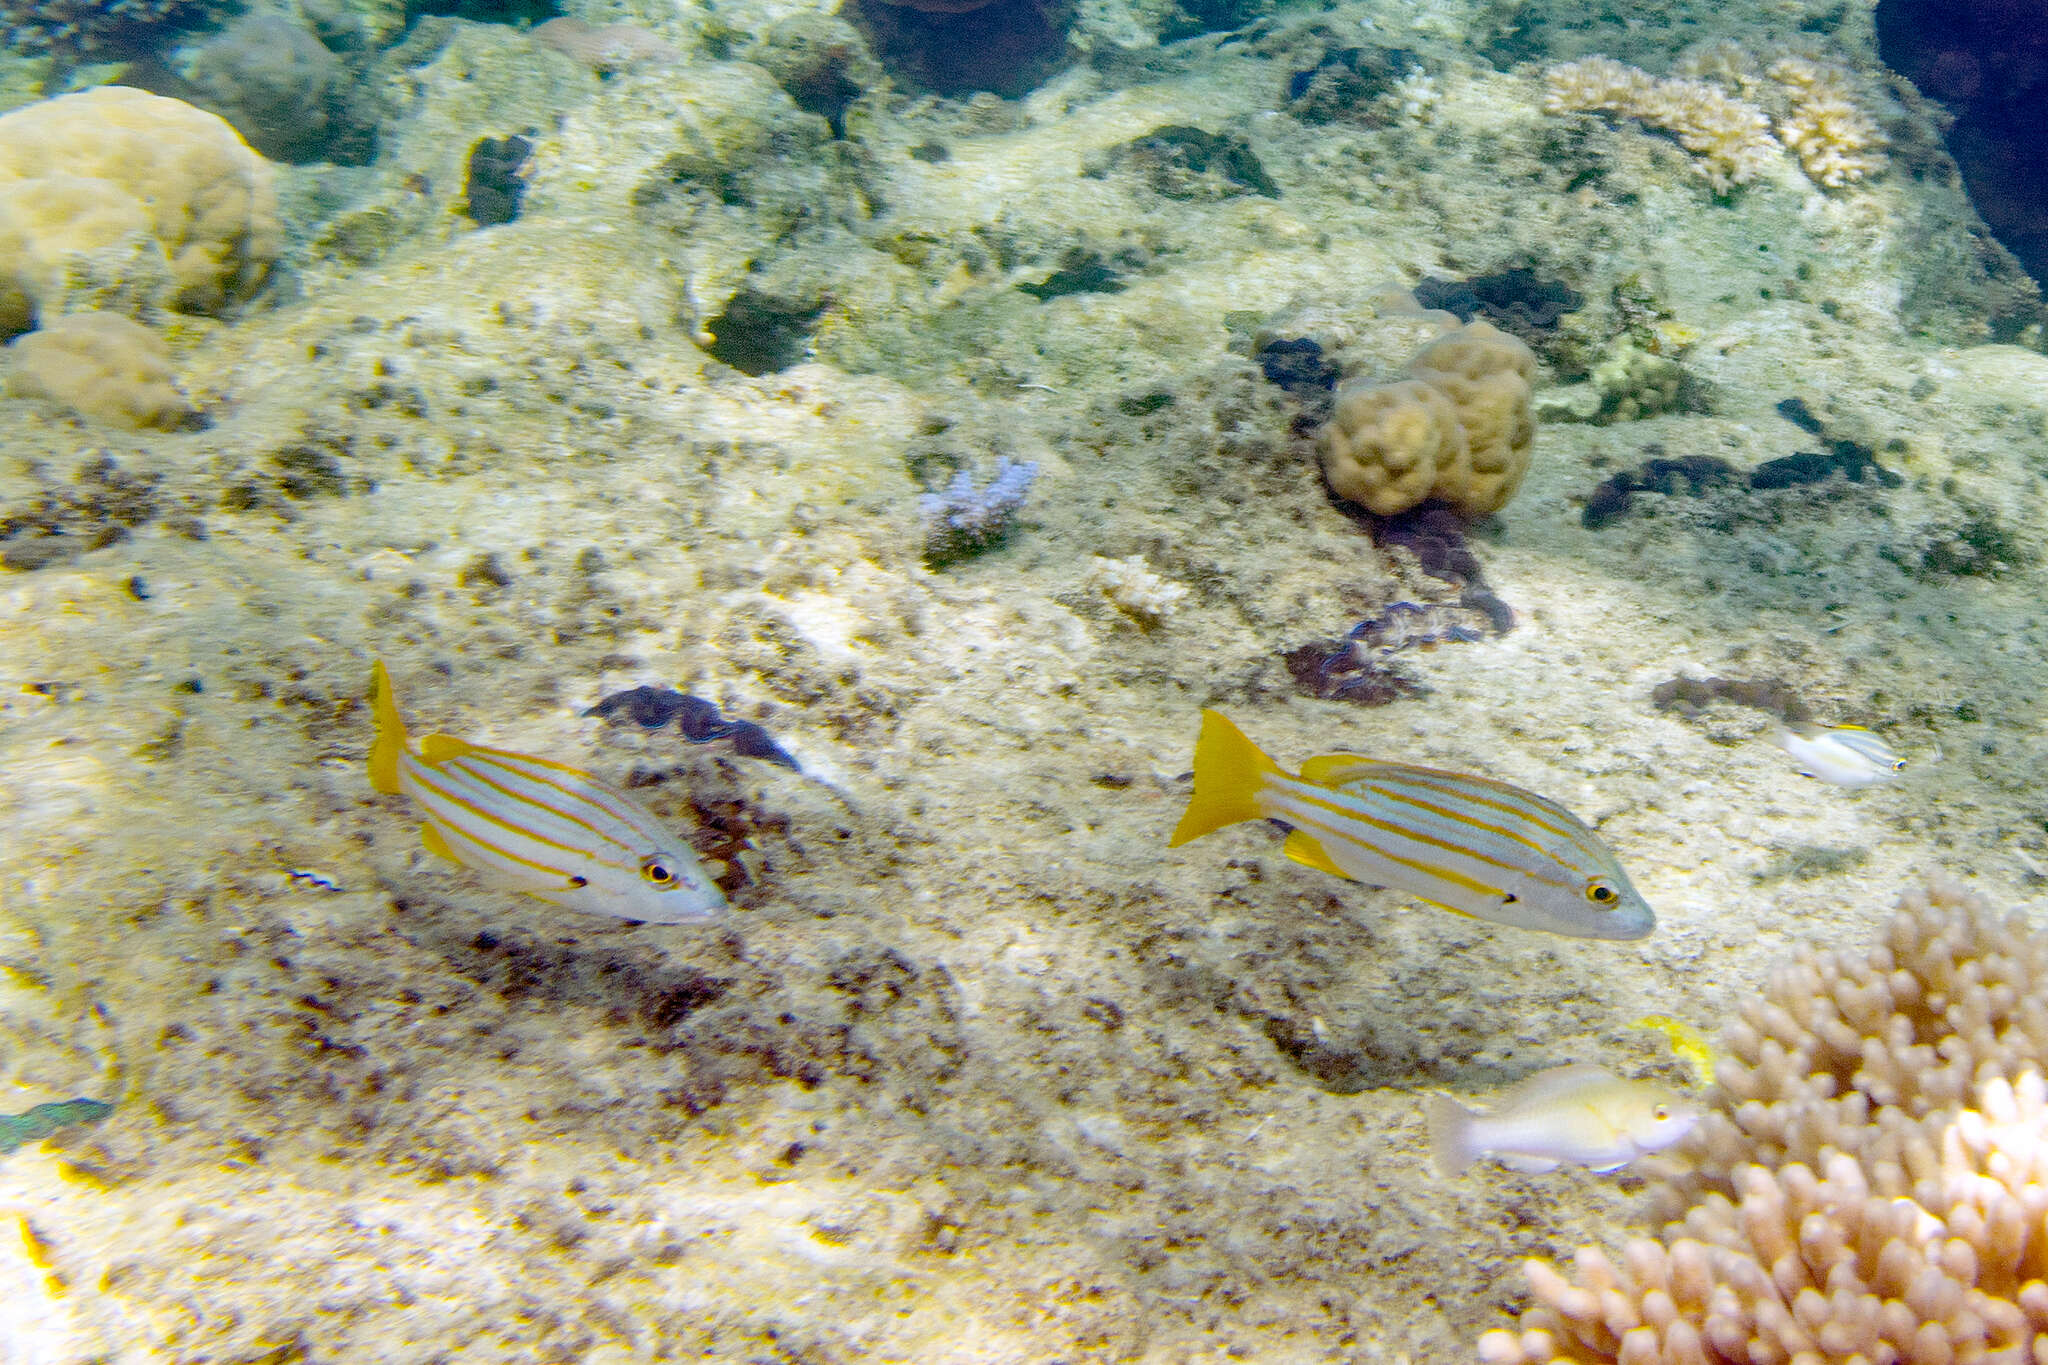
<box><xmin>1477</xmin><ymin>879</ymin><xmax>2048</xmax><ymax>1364</ymax></box>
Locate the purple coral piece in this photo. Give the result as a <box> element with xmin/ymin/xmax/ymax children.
<box><xmin>921</xmin><ymin>458</ymin><xmax>1040</xmax><ymax>564</ymax></box>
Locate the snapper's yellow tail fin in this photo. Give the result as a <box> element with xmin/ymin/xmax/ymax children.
<box><xmin>368</xmin><ymin>660</ymin><xmax>410</xmax><ymax>795</ymax></box>
<box><xmin>1169</xmin><ymin>709</ymin><xmax>1283</xmax><ymax>847</ymax></box>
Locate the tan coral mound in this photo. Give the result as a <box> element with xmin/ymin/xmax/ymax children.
<box><xmin>0</xmin><ymin>87</ymin><xmax>279</xmax><ymax>335</ymax></box>
<box><xmin>1319</xmin><ymin>320</ymin><xmax>1536</xmax><ymax>518</ymax></box>
<box><xmin>1478</xmin><ymin>879</ymin><xmax>2048</xmax><ymax>1364</ymax></box>
<box><xmin>4</xmin><ymin>312</ymin><xmax>199</xmax><ymax>430</ymax></box>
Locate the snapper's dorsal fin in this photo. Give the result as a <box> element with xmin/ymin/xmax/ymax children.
<box><xmin>1298</xmin><ymin>753</ymin><xmax>1384</xmax><ymax>786</ymax></box>
<box><xmin>417</xmin><ymin>732</ymin><xmax>485</xmax><ymax>764</ymax></box>
<box><xmin>1494</xmin><ymin>1063</ymin><xmax>1618</xmax><ymax>1111</ymax></box>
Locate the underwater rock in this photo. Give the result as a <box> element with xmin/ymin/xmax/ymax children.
<box><xmin>1255</xmin><ymin>336</ymin><xmax>1337</xmax><ymax>401</ymax></box>
<box><xmin>1650</xmin><ymin>674</ymin><xmax>1812</xmax><ymax>724</ymax></box>
<box><xmin>1097</xmin><ymin>125</ymin><xmax>1280</xmax><ymax>201</ymax></box>
<box><xmin>462</xmin><ymin>134</ymin><xmax>532</xmax><ymax>226</ymax></box>
<box><xmin>1580</xmin><ymin>444</ymin><xmax>1895</xmax><ymax>528</ymax></box>
<box><xmin>1410</xmin><ymin>269</ymin><xmax>1584</xmax><ymax>343</ymax></box>
<box><xmin>1284</xmin><ymin>42</ymin><xmax>1418</xmax><ymax>127</ymax></box>
<box><xmin>585</xmin><ymin>688</ymin><xmax>802</xmax><ymax>772</ymax></box>
<box><xmin>847</xmin><ymin>0</ymin><xmax>1069</xmax><ymax>99</ymax></box>
<box><xmin>1580</xmin><ymin>454</ymin><xmax>1738</xmax><ymax>529</ymax></box>
<box><xmin>178</xmin><ymin>14</ymin><xmax>380</xmax><ymax>165</ymax></box>
<box><xmin>701</xmin><ymin>289</ymin><xmax>826</xmax><ymax>375</ymax></box>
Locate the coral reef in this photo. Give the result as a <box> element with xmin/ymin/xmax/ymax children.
<box><xmin>1319</xmin><ymin>321</ymin><xmax>1538</xmax><ymax>519</ymax></box>
<box><xmin>530</xmin><ymin>17</ymin><xmax>680</xmax><ymax>74</ymax></box>
<box><xmin>0</xmin><ymin>86</ymin><xmax>278</xmax><ymax>334</ymax></box>
<box><xmin>1477</xmin><ymin>879</ymin><xmax>2048</xmax><ymax>1364</ymax></box>
<box><xmin>0</xmin><ymin>0</ymin><xmax>232</xmax><ymax>58</ymax></box>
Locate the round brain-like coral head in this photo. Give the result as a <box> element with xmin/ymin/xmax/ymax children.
<box><xmin>0</xmin><ymin>87</ymin><xmax>279</xmax><ymax>335</ymax></box>
<box><xmin>1317</xmin><ymin>319</ymin><xmax>1539</xmax><ymax>519</ymax></box>
<box><xmin>1318</xmin><ymin>378</ymin><xmax>1468</xmax><ymax>517</ymax></box>
<box><xmin>1406</xmin><ymin>319</ymin><xmax>1537</xmax><ymax>516</ymax></box>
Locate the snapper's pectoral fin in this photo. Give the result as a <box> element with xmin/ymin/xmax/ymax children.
<box><xmin>1585</xmin><ymin>1159</ymin><xmax>1631</xmax><ymax>1174</ymax></box>
<box><xmin>1283</xmin><ymin>829</ymin><xmax>1352</xmax><ymax>879</ymax></box>
<box><xmin>1498</xmin><ymin>1154</ymin><xmax>1562</xmax><ymax>1174</ymax></box>
<box><xmin>420</xmin><ymin>821</ymin><xmax>461</xmax><ymax>865</ymax></box>
<box><xmin>1415</xmin><ymin>894</ymin><xmax>1483</xmax><ymax>921</ymax></box>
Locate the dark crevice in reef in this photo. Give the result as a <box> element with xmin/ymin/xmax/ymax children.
<box><xmin>846</xmin><ymin>0</ymin><xmax>1071</xmax><ymax>99</ymax></box>
<box><xmin>1877</xmin><ymin>0</ymin><xmax>2048</xmax><ymax>287</ymax></box>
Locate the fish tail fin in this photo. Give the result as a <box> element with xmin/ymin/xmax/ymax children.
<box><xmin>368</xmin><ymin>660</ymin><xmax>409</xmax><ymax>795</ymax></box>
<box><xmin>1169</xmin><ymin>709</ymin><xmax>1281</xmax><ymax>848</ymax></box>
<box><xmin>1424</xmin><ymin>1093</ymin><xmax>1479</xmax><ymax>1178</ymax></box>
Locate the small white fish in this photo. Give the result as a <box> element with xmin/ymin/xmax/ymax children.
<box><xmin>1425</xmin><ymin>1063</ymin><xmax>1698</xmax><ymax>1177</ymax></box>
<box><xmin>1775</xmin><ymin>721</ymin><xmax>1904</xmax><ymax>787</ymax></box>
<box><xmin>369</xmin><ymin>662</ymin><xmax>728</xmax><ymax>924</ymax></box>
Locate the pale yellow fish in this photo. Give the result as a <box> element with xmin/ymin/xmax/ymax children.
<box><xmin>1425</xmin><ymin>1063</ymin><xmax>1699</xmax><ymax>1177</ymax></box>
<box><xmin>1170</xmin><ymin>710</ymin><xmax>1654</xmax><ymax>940</ymax></box>
<box><xmin>369</xmin><ymin>662</ymin><xmax>727</xmax><ymax>924</ymax></box>
<box><xmin>1629</xmin><ymin>1014</ymin><xmax>1715</xmax><ymax>1084</ymax></box>
<box><xmin>1775</xmin><ymin>721</ymin><xmax>1904</xmax><ymax>787</ymax></box>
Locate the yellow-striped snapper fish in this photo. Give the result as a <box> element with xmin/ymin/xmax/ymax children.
<box><xmin>369</xmin><ymin>662</ymin><xmax>728</xmax><ymax>924</ymax></box>
<box><xmin>1425</xmin><ymin>1063</ymin><xmax>1699</xmax><ymax>1177</ymax></box>
<box><xmin>1169</xmin><ymin>710</ymin><xmax>1654</xmax><ymax>940</ymax></box>
<box><xmin>1774</xmin><ymin>721</ymin><xmax>1904</xmax><ymax>787</ymax></box>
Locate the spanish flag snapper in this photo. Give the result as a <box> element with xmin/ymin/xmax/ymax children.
<box><xmin>1169</xmin><ymin>710</ymin><xmax>1654</xmax><ymax>940</ymax></box>
<box><xmin>369</xmin><ymin>662</ymin><xmax>728</xmax><ymax>924</ymax></box>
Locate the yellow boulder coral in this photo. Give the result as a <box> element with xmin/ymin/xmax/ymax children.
<box><xmin>0</xmin><ymin>87</ymin><xmax>279</xmax><ymax>334</ymax></box>
<box><xmin>1318</xmin><ymin>321</ymin><xmax>1537</xmax><ymax>518</ymax></box>
<box><xmin>5</xmin><ymin>313</ymin><xmax>199</xmax><ymax>430</ymax></box>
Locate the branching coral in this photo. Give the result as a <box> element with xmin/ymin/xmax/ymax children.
<box><xmin>1545</xmin><ymin>57</ymin><xmax>1779</xmax><ymax>192</ymax></box>
<box><xmin>1476</xmin><ymin>879</ymin><xmax>2048</xmax><ymax>1364</ymax></box>
<box><xmin>1545</xmin><ymin>53</ymin><xmax>1887</xmax><ymax>192</ymax></box>
<box><xmin>1769</xmin><ymin>58</ymin><xmax>1888</xmax><ymax>190</ymax></box>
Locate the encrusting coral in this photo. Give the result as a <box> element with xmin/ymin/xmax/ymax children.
<box><xmin>1476</xmin><ymin>878</ymin><xmax>2048</xmax><ymax>1364</ymax></box>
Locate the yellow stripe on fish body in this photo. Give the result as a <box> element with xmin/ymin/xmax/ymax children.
<box><xmin>369</xmin><ymin>661</ymin><xmax>728</xmax><ymax>924</ymax></box>
<box><xmin>1170</xmin><ymin>710</ymin><xmax>1654</xmax><ymax>940</ymax></box>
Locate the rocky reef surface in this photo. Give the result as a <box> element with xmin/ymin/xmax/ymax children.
<box><xmin>2</xmin><ymin>0</ymin><xmax>2048</xmax><ymax>1358</ymax></box>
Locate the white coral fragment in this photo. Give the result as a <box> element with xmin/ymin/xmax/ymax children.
<box><xmin>1084</xmin><ymin>555</ymin><xmax>1188</xmax><ymax>625</ymax></box>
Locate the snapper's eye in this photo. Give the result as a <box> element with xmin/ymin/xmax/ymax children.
<box><xmin>1653</xmin><ymin>1104</ymin><xmax>1671</xmax><ymax>1121</ymax></box>
<box><xmin>1585</xmin><ymin>879</ymin><xmax>1620</xmax><ymax>906</ymax></box>
<box><xmin>641</xmin><ymin>857</ymin><xmax>677</xmax><ymax>887</ymax></box>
